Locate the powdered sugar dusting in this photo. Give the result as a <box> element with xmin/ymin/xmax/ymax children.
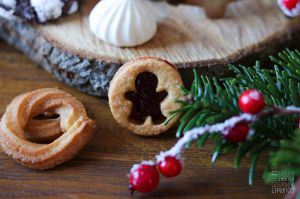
<box><xmin>1</xmin><ymin>0</ymin><xmax>79</xmax><ymax>22</ymax></box>
<box><xmin>30</xmin><ymin>0</ymin><xmax>64</xmax><ymax>23</ymax></box>
<box><xmin>1</xmin><ymin>0</ymin><xmax>16</xmax><ymax>9</ymax></box>
<box><xmin>0</xmin><ymin>0</ymin><xmax>17</xmax><ymax>19</ymax></box>
<box><xmin>0</xmin><ymin>6</ymin><xmax>16</xmax><ymax>19</ymax></box>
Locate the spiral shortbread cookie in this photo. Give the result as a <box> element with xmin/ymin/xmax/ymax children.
<box><xmin>0</xmin><ymin>88</ymin><xmax>96</xmax><ymax>170</ymax></box>
<box><xmin>26</xmin><ymin>116</ymin><xmax>62</xmax><ymax>142</ymax></box>
<box><xmin>0</xmin><ymin>0</ymin><xmax>80</xmax><ymax>23</ymax></box>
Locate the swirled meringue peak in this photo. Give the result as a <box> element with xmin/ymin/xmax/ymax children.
<box><xmin>89</xmin><ymin>0</ymin><xmax>168</xmax><ymax>47</ymax></box>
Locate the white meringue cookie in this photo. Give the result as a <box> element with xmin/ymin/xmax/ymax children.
<box><xmin>89</xmin><ymin>0</ymin><xmax>168</xmax><ymax>47</ymax></box>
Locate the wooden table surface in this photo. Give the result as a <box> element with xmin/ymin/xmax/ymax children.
<box><xmin>0</xmin><ymin>40</ymin><xmax>282</xmax><ymax>199</ymax></box>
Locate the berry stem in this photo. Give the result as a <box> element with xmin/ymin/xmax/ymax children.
<box><xmin>130</xmin><ymin>105</ymin><xmax>300</xmax><ymax>192</ymax></box>
<box><xmin>167</xmin><ymin>106</ymin><xmax>300</xmax><ymax>158</ymax></box>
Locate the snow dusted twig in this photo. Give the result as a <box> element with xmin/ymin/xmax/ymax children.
<box><xmin>132</xmin><ymin>105</ymin><xmax>300</xmax><ymax>170</ymax></box>
<box><xmin>129</xmin><ymin>105</ymin><xmax>300</xmax><ymax>194</ymax></box>
<box><xmin>157</xmin><ymin>113</ymin><xmax>256</xmax><ymax>162</ymax></box>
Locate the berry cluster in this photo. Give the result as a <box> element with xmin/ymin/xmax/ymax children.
<box><xmin>224</xmin><ymin>89</ymin><xmax>265</xmax><ymax>142</ymax></box>
<box><xmin>129</xmin><ymin>89</ymin><xmax>266</xmax><ymax>194</ymax></box>
<box><xmin>129</xmin><ymin>156</ymin><xmax>182</xmax><ymax>193</ymax></box>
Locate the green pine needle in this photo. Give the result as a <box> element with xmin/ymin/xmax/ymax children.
<box><xmin>166</xmin><ymin>49</ymin><xmax>300</xmax><ymax>185</ymax></box>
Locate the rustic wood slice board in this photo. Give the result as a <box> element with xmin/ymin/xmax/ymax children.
<box><xmin>0</xmin><ymin>0</ymin><xmax>300</xmax><ymax>97</ymax></box>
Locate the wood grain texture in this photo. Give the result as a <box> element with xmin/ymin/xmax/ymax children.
<box><xmin>38</xmin><ymin>0</ymin><xmax>300</xmax><ymax>64</ymax></box>
<box><xmin>1</xmin><ymin>0</ymin><xmax>300</xmax><ymax>97</ymax></box>
<box><xmin>0</xmin><ymin>41</ymin><xmax>283</xmax><ymax>198</ymax></box>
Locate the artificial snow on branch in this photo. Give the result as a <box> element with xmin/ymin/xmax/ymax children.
<box><xmin>128</xmin><ymin>49</ymin><xmax>300</xmax><ymax>194</ymax></box>
<box><xmin>129</xmin><ymin>102</ymin><xmax>300</xmax><ymax>193</ymax></box>
<box><xmin>158</xmin><ymin>105</ymin><xmax>300</xmax><ymax>162</ymax></box>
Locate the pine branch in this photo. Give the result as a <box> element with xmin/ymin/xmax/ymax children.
<box><xmin>129</xmin><ymin>105</ymin><xmax>300</xmax><ymax>195</ymax></box>
<box><xmin>167</xmin><ymin>49</ymin><xmax>300</xmax><ymax>185</ymax></box>
<box><xmin>128</xmin><ymin>49</ymin><xmax>300</xmax><ymax>195</ymax></box>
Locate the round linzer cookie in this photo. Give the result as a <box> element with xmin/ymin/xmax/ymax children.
<box><xmin>0</xmin><ymin>0</ymin><xmax>80</xmax><ymax>23</ymax></box>
<box><xmin>109</xmin><ymin>57</ymin><xmax>183</xmax><ymax>136</ymax></box>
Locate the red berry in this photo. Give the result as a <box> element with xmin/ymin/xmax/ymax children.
<box><xmin>297</xmin><ymin>118</ymin><xmax>300</xmax><ymax>128</ymax></box>
<box><xmin>238</xmin><ymin>89</ymin><xmax>265</xmax><ymax>114</ymax></box>
<box><xmin>159</xmin><ymin>156</ymin><xmax>182</xmax><ymax>177</ymax></box>
<box><xmin>224</xmin><ymin>122</ymin><xmax>249</xmax><ymax>143</ymax></box>
<box><xmin>129</xmin><ymin>164</ymin><xmax>159</xmax><ymax>193</ymax></box>
<box><xmin>282</xmin><ymin>0</ymin><xmax>298</xmax><ymax>10</ymax></box>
